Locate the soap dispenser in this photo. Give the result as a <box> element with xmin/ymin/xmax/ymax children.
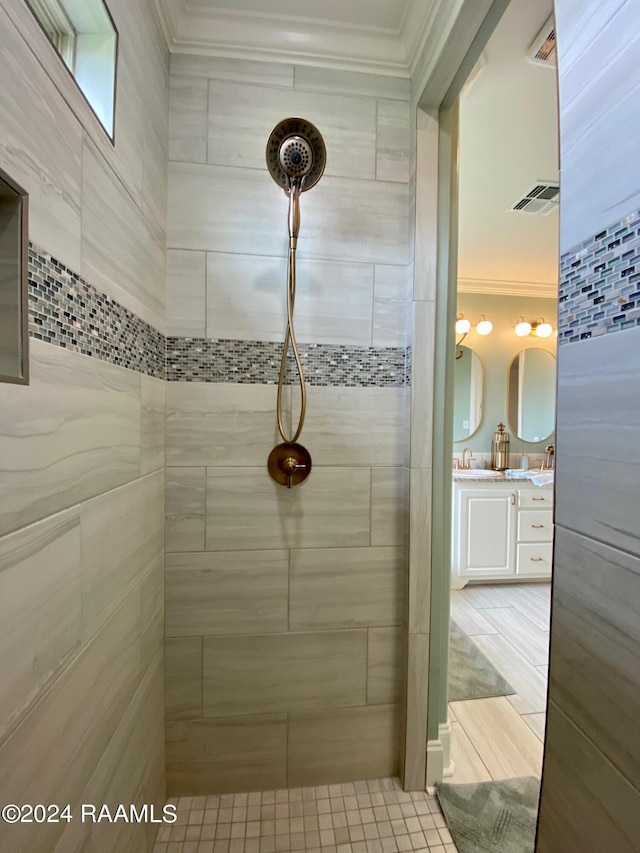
<box><xmin>491</xmin><ymin>422</ymin><xmax>510</xmax><ymax>471</ymax></box>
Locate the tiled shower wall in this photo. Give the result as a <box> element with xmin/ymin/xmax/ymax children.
<box><xmin>165</xmin><ymin>56</ymin><xmax>413</xmax><ymax>794</ymax></box>
<box><xmin>537</xmin><ymin>1</ymin><xmax>640</xmax><ymax>850</ymax></box>
<box><xmin>0</xmin><ymin>0</ymin><xmax>168</xmax><ymax>851</ymax></box>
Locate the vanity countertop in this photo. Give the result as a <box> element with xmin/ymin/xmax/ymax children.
<box><xmin>453</xmin><ymin>469</ymin><xmax>554</xmax><ymax>485</ymax></box>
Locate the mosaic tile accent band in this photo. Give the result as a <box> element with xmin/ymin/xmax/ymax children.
<box><xmin>28</xmin><ymin>244</ymin><xmax>165</xmax><ymax>379</ymax></box>
<box><xmin>27</xmin><ymin>243</ymin><xmax>411</xmax><ymax>387</ymax></box>
<box><xmin>559</xmin><ymin>209</ymin><xmax>640</xmax><ymax>343</ymax></box>
<box><xmin>166</xmin><ymin>338</ymin><xmax>410</xmax><ymax>386</ymax></box>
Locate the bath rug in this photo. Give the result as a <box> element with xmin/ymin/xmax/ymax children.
<box><xmin>437</xmin><ymin>776</ymin><xmax>540</xmax><ymax>853</ymax></box>
<box><xmin>448</xmin><ymin>620</ymin><xmax>515</xmax><ymax>701</ymax></box>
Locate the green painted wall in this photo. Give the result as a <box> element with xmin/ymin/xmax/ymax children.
<box><xmin>454</xmin><ymin>291</ymin><xmax>557</xmax><ymax>455</ymax></box>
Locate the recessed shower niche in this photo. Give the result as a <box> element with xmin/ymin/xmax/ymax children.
<box><xmin>0</xmin><ymin>167</ymin><xmax>29</xmax><ymax>384</ymax></box>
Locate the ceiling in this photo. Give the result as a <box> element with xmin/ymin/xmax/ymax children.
<box><xmin>458</xmin><ymin>0</ymin><xmax>559</xmax><ymax>296</ymax></box>
<box><xmin>154</xmin><ymin>0</ymin><xmax>435</xmax><ymax>75</ymax></box>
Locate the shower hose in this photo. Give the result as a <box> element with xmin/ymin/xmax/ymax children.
<box><xmin>276</xmin><ymin>237</ymin><xmax>306</xmax><ymax>444</ymax></box>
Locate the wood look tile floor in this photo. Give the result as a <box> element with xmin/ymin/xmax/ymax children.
<box><xmin>447</xmin><ymin>582</ymin><xmax>551</xmax><ymax>785</ymax></box>
<box><xmin>152</xmin><ymin>778</ymin><xmax>458</xmax><ymax>853</ymax></box>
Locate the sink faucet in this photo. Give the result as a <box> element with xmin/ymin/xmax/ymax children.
<box><xmin>461</xmin><ymin>447</ymin><xmax>474</xmax><ymax>469</ymax></box>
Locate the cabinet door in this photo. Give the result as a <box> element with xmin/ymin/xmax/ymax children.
<box><xmin>456</xmin><ymin>488</ymin><xmax>516</xmax><ymax>579</ymax></box>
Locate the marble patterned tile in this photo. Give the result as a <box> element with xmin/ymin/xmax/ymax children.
<box><xmin>82</xmin><ymin>140</ymin><xmax>165</xmax><ymax>332</ymax></box>
<box><xmin>295</xmin><ymin>387</ymin><xmax>405</xmax><ymax>467</ymax></box>
<box><xmin>0</xmin><ymin>592</ymin><xmax>141</xmax><ymax>853</ymax></box>
<box><xmin>80</xmin><ymin>471</ymin><xmax>164</xmax><ymax>644</ymax></box>
<box><xmin>165</xmin><ymin>550</ymin><xmax>289</xmax><ymax>637</ymax></box>
<box><xmin>140</xmin><ymin>559</ymin><xmax>164</xmax><ymax>674</ymax></box>
<box><xmin>373</xmin><ymin>264</ymin><xmax>409</xmax><ymax>347</ymax></box>
<box><xmin>472</xmin><ymin>633</ymin><xmax>548</xmax><ymax>715</ymax></box>
<box><xmin>171</xmin><ymin>54</ymin><xmax>294</xmax><ymax>88</ymax></box>
<box><xmin>367</xmin><ymin>627</ymin><xmax>405</xmax><ymax>705</ymax></box>
<box><xmin>522</xmin><ymin>713</ymin><xmax>546</xmax><ymax>743</ymax></box>
<box><xmin>556</xmin><ymin>0</ymin><xmax>640</xmax><ymax>249</ymax></box>
<box><xmin>371</xmin><ymin>467</ymin><xmax>406</xmax><ymax>547</ymax></box>
<box><xmin>166</xmin><ymin>715</ymin><xmax>288</xmax><ymax>796</ymax></box>
<box><xmin>288</xmin><ymin>705</ymin><xmax>401</xmax><ymax>787</ymax></box>
<box><xmin>549</xmin><ymin>527</ymin><xmax>640</xmax><ymax>786</ymax></box>
<box><xmin>169</xmin><ymin>75</ymin><xmax>208</xmax><ymax>163</ymax></box>
<box><xmin>205</xmin><ymin>467</ymin><xmax>371</xmax><ymax>551</ymax></box>
<box><xmin>165</xmin><ymin>467</ymin><xmax>206</xmax><ymax>553</ymax></box>
<box><xmin>207</xmin><ymin>80</ymin><xmax>376</xmax><ymax>180</ymax></box>
<box><xmin>142</xmin><ymin>126</ymin><xmax>168</xmax><ymax>243</ymax></box>
<box><xmin>376</xmin><ymin>99</ymin><xmax>411</xmax><ymax>183</ymax></box>
<box><xmin>0</xmin><ymin>508</ymin><xmax>82</xmax><ymax>744</ymax></box>
<box><xmin>168</xmin><ymin>162</ymin><xmax>410</xmax><ymax>266</ymax></box>
<box><xmin>289</xmin><ymin>546</ymin><xmax>404</xmax><ymax>630</ymax></box>
<box><xmin>408</xmin><ymin>468</ymin><xmax>432</xmax><ymax>634</ymax></box>
<box><xmin>293</xmin><ymin>66</ymin><xmax>409</xmax><ymax>101</ymax></box>
<box><xmin>0</xmin><ymin>5</ymin><xmax>82</xmax><ymax>271</ymax></box>
<box><xmin>413</xmin><ymin>111</ymin><xmax>439</xmax><ymax>302</ymax></box>
<box><xmin>202</xmin><ymin>630</ymin><xmax>367</xmax><ymax>716</ymax></box>
<box><xmin>0</xmin><ymin>342</ymin><xmax>141</xmax><ymax>538</ymax></box>
<box><xmin>555</xmin><ymin>325</ymin><xmax>640</xmax><ymax>554</ymax></box>
<box><xmin>447</xmin><ymin>721</ymin><xmax>492</xmax><ymax>784</ymax></box>
<box><xmin>166</xmin><ymin>638</ymin><xmax>202</xmax><ymax>721</ymax></box>
<box><xmin>450</xmin><ymin>697</ymin><xmax>543</xmax><ymax>780</ymax></box>
<box><xmin>450</xmin><ymin>592</ymin><xmax>499</xmax><ymax>637</ymax></box>
<box><xmin>482</xmin><ymin>607</ymin><xmax>549</xmax><ymax>667</ymax></box>
<box><xmin>166</xmin><ymin>383</ymin><xmax>283</xmax><ymax>467</ymax></box>
<box><xmin>140</xmin><ymin>375</ymin><xmax>166</xmax><ymax>476</ymax></box>
<box><xmin>205</xmin><ymin>252</ymin><xmax>374</xmax><ymax>345</ymax></box>
<box><xmin>166</xmin><ymin>249</ymin><xmax>206</xmax><ymax>337</ymax></box>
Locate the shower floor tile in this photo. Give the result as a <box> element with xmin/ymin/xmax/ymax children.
<box><xmin>152</xmin><ymin>778</ymin><xmax>459</xmax><ymax>853</ymax></box>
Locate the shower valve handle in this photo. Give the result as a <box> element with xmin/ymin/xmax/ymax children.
<box><xmin>282</xmin><ymin>455</ymin><xmax>307</xmax><ymax>489</ymax></box>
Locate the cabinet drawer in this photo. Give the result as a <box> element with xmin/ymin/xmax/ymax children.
<box><xmin>518</xmin><ymin>489</ymin><xmax>554</xmax><ymax>509</ymax></box>
<box><xmin>516</xmin><ymin>542</ymin><xmax>553</xmax><ymax>576</ymax></box>
<box><xmin>518</xmin><ymin>510</ymin><xmax>553</xmax><ymax>542</ymax></box>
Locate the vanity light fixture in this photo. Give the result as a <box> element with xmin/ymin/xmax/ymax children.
<box><xmin>476</xmin><ymin>315</ymin><xmax>493</xmax><ymax>336</ymax></box>
<box><xmin>514</xmin><ymin>316</ymin><xmax>554</xmax><ymax>338</ymax></box>
<box><xmin>455</xmin><ymin>314</ymin><xmax>471</xmax><ymax>335</ymax></box>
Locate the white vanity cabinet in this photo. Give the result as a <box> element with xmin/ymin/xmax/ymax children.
<box><xmin>452</xmin><ymin>480</ymin><xmax>553</xmax><ymax>589</ymax></box>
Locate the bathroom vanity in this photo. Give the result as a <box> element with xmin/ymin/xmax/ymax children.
<box><xmin>451</xmin><ymin>477</ymin><xmax>553</xmax><ymax>589</ymax></box>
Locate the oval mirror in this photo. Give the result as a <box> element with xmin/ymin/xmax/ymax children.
<box><xmin>453</xmin><ymin>346</ymin><xmax>483</xmax><ymax>441</ymax></box>
<box><xmin>507</xmin><ymin>348</ymin><xmax>556</xmax><ymax>442</ymax></box>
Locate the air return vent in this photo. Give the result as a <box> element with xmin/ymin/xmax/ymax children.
<box><xmin>527</xmin><ymin>15</ymin><xmax>556</xmax><ymax>67</ymax></box>
<box><xmin>511</xmin><ymin>182</ymin><xmax>559</xmax><ymax>215</ymax></box>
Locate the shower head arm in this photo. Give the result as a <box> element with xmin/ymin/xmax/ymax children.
<box><xmin>287</xmin><ymin>177</ymin><xmax>302</xmax><ymax>249</ymax></box>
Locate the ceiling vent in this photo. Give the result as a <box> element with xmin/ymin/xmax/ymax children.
<box><xmin>527</xmin><ymin>15</ymin><xmax>556</xmax><ymax>67</ymax></box>
<box><xmin>511</xmin><ymin>182</ymin><xmax>559</xmax><ymax>215</ymax></box>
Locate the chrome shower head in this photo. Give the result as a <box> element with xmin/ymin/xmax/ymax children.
<box><xmin>266</xmin><ymin>117</ymin><xmax>326</xmax><ymax>192</ymax></box>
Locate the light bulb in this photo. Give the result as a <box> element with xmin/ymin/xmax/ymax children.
<box><xmin>536</xmin><ymin>322</ymin><xmax>553</xmax><ymax>338</ymax></box>
<box><xmin>476</xmin><ymin>318</ymin><xmax>493</xmax><ymax>336</ymax></box>
<box><xmin>455</xmin><ymin>317</ymin><xmax>471</xmax><ymax>334</ymax></box>
<box><xmin>515</xmin><ymin>320</ymin><xmax>532</xmax><ymax>337</ymax></box>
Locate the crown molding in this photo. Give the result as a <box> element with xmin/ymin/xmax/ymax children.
<box><xmin>152</xmin><ymin>0</ymin><xmax>446</xmax><ymax>77</ymax></box>
<box><xmin>458</xmin><ymin>278</ymin><xmax>558</xmax><ymax>299</ymax></box>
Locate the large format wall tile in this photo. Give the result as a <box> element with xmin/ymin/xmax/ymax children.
<box><xmin>165</xmin><ymin>467</ymin><xmax>206</xmax><ymax>553</ymax></box>
<box><xmin>168</xmin><ymin>162</ymin><xmax>409</xmax><ymax>265</ymax></box>
<box><xmin>289</xmin><ymin>546</ymin><xmax>404</xmax><ymax>630</ymax></box>
<box><xmin>0</xmin><ymin>6</ymin><xmax>82</xmax><ymax>271</ymax></box>
<box><xmin>208</xmin><ymin>81</ymin><xmax>376</xmax><ymax>179</ymax></box>
<box><xmin>165</xmin><ymin>550</ymin><xmax>289</xmax><ymax>637</ymax></box>
<box><xmin>0</xmin><ymin>593</ymin><xmax>141</xmax><ymax>853</ymax></box>
<box><xmin>287</xmin><ymin>705</ymin><xmax>401</xmax><ymax>786</ymax></box>
<box><xmin>82</xmin><ymin>141</ymin><xmax>165</xmax><ymax>332</ymax></box>
<box><xmin>166</xmin><ymin>383</ymin><xmax>282</xmax><ymax>467</ymax></box>
<box><xmin>549</xmin><ymin>527</ymin><xmax>640</xmax><ymax>785</ymax></box>
<box><xmin>371</xmin><ymin>467</ymin><xmax>405</xmax><ymax>546</ymax></box>
<box><xmin>171</xmin><ymin>54</ymin><xmax>294</xmax><ymax>88</ymax></box>
<box><xmin>376</xmin><ymin>99</ymin><xmax>411</xmax><ymax>183</ymax></box>
<box><xmin>140</xmin><ymin>375</ymin><xmax>165</xmax><ymax>476</ymax></box>
<box><xmin>0</xmin><ymin>342</ymin><xmax>140</xmax><ymax>538</ymax></box>
<box><xmin>538</xmin><ymin>701</ymin><xmax>640</xmax><ymax>853</ymax></box>
<box><xmin>166</xmin><ymin>715</ymin><xmax>288</xmax><ymax>795</ymax></box>
<box><xmin>206</xmin><ymin>467</ymin><xmax>371</xmax><ymax>551</ymax></box>
<box><xmin>169</xmin><ymin>75</ymin><xmax>208</xmax><ymax>164</ymax></box>
<box><xmin>555</xmin><ymin>327</ymin><xmax>640</xmax><ymax>554</ymax></box>
<box><xmin>0</xmin><ymin>508</ymin><xmax>82</xmax><ymax>744</ymax></box>
<box><xmin>167</xmin><ymin>249</ymin><xmax>206</xmax><ymax>337</ymax></box>
<box><xmin>293</xmin><ymin>66</ymin><xmax>409</xmax><ymax>101</ymax></box>
<box><xmin>367</xmin><ymin>627</ymin><xmax>405</xmax><ymax>705</ymax></box>
<box><xmin>373</xmin><ymin>264</ymin><xmax>409</xmax><ymax>347</ymax></box>
<box><xmin>202</xmin><ymin>630</ymin><xmax>367</xmax><ymax>716</ymax></box>
<box><xmin>165</xmin><ymin>638</ymin><xmax>202</xmax><ymax>721</ymax></box>
<box><xmin>205</xmin><ymin>252</ymin><xmax>374</xmax><ymax>344</ymax></box>
<box><xmin>299</xmin><ymin>387</ymin><xmax>405</xmax><ymax>466</ymax></box>
<box><xmin>80</xmin><ymin>472</ymin><xmax>164</xmax><ymax>643</ymax></box>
